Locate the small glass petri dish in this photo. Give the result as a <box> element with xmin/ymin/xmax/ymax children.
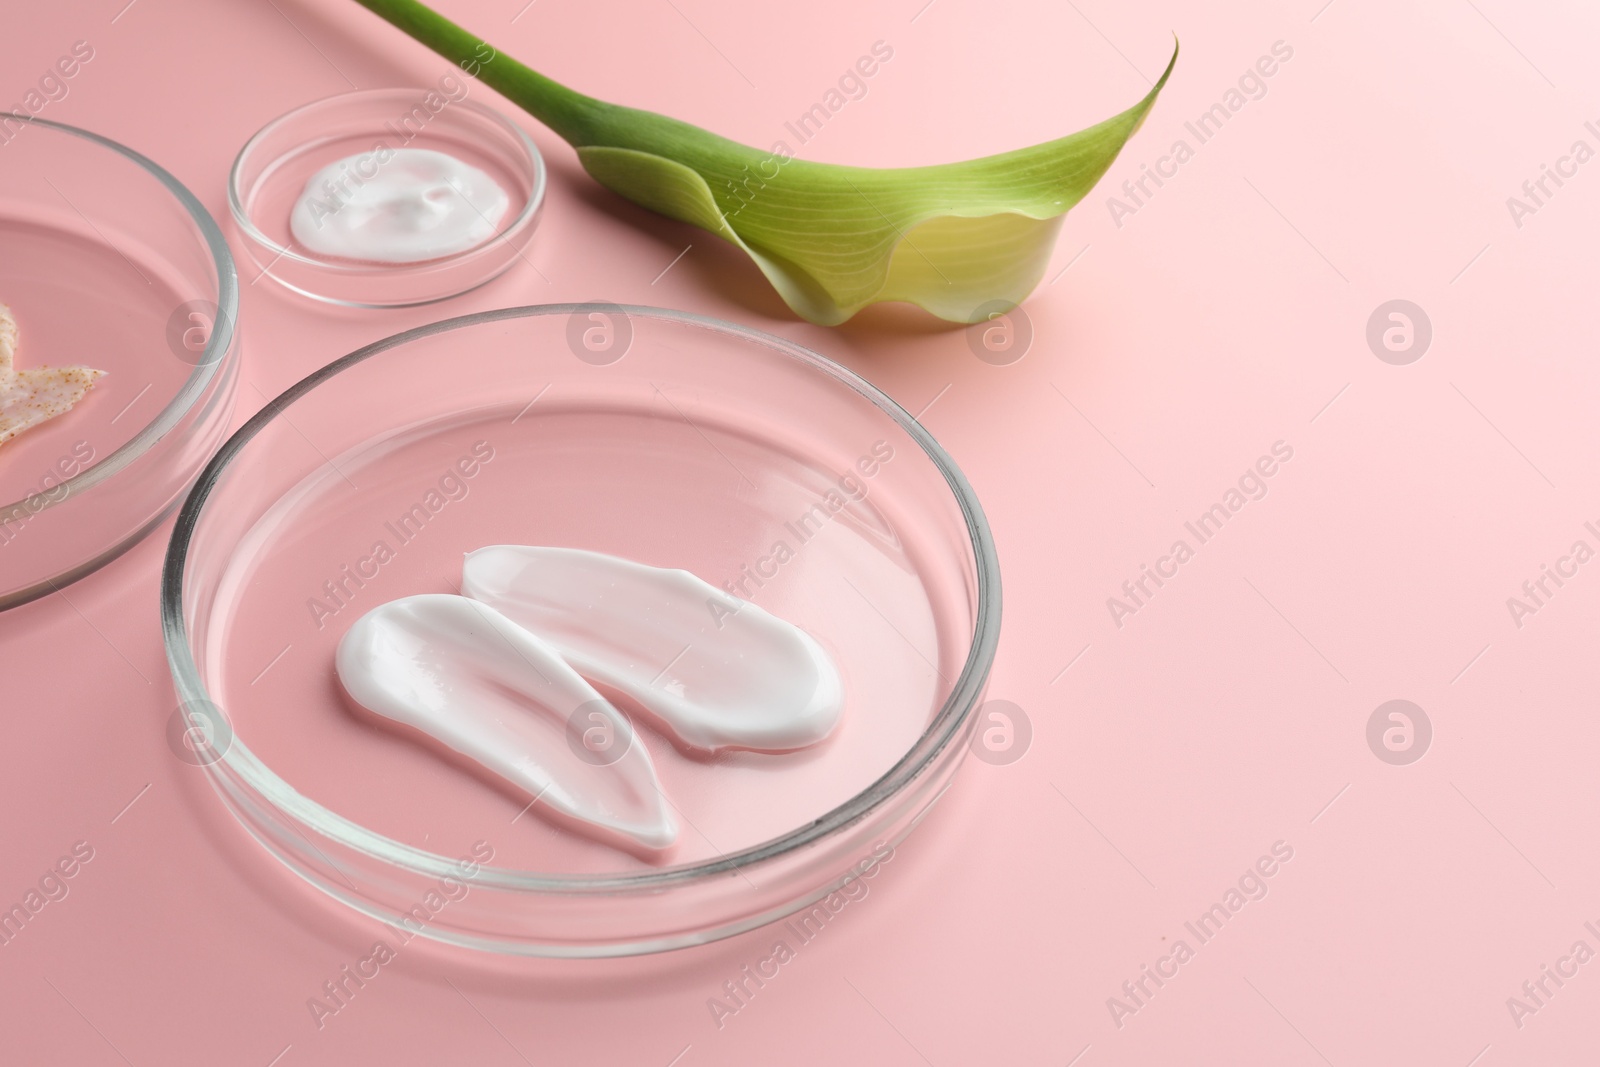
<box><xmin>162</xmin><ymin>305</ymin><xmax>1000</xmax><ymax>957</ymax></box>
<box><xmin>0</xmin><ymin>115</ymin><xmax>239</xmax><ymax>610</ymax></box>
<box><xmin>229</xmin><ymin>89</ymin><xmax>545</xmax><ymax>308</ymax></box>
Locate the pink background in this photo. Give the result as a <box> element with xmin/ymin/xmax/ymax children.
<box><xmin>3</xmin><ymin>0</ymin><xmax>1598</xmax><ymax>1062</ymax></box>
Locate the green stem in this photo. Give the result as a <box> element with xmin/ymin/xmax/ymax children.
<box><xmin>350</xmin><ymin>0</ymin><xmax>603</xmax><ymax>146</ymax></box>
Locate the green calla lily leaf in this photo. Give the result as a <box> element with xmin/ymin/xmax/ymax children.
<box><xmin>353</xmin><ymin>0</ymin><xmax>1175</xmax><ymax>325</ymax></box>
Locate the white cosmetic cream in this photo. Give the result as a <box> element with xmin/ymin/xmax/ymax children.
<box><xmin>462</xmin><ymin>546</ymin><xmax>844</xmax><ymax>753</ymax></box>
<box><xmin>335</xmin><ymin>593</ymin><xmax>677</xmax><ymax>853</ymax></box>
<box><xmin>289</xmin><ymin>148</ymin><xmax>510</xmax><ymax>263</ymax></box>
<box><xmin>0</xmin><ymin>302</ymin><xmax>104</xmax><ymax>448</ymax></box>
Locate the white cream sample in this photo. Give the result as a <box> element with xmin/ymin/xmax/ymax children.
<box><xmin>335</xmin><ymin>594</ymin><xmax>677</xmax><ymax>852</ymax></box>
<box><xmin>0</xmin><ymin>303</ymin><xmax>105</xmax><ymax>448</ymax></box>
<box><xmin>462</xmin><ymin>546</ymin><xmax>844</xmax><ymax>753</ymax></box>
<box><xmin>290</xmin><ymin>148</ymin><xmax>509</xmax><ymax>263</ymax></box>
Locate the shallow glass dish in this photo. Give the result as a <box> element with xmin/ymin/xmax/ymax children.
<box><xmin>0</xmin><ymin>115</ymin><xmax>239</xmax><ymax>610</ymax></box>
<box><xmin>229</xmin><ymin>89</ymin><xmax>545</xmax><ymax>308</ymax></box>
<box><xmin>162</xmin><ymin>305</ymin><xmax>999</xmax><ymax>957</ymax></box>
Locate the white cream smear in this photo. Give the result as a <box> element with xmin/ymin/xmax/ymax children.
<box><xmin>335</xmin><ymin>593</ymin><xmax>677</xmax><ymax>853</ymax></box>
<box><xmin>462</xmin><ymin>547</ymin><xmax>845</xmax><ymax>753</ymax></box>
<box><xmin>289</xmin><ymin>148</ymin><xmax>509</xmax><ymax>263</ymax></box>
<box><xmin>336</xmin><ymin>549</ymin><xmax>845</xmax><ymax>855</ymax></box>
<box><xmin>0</xmin><ymin>302</ymin><xmax>105</xmax><ymax>448</ymax></box>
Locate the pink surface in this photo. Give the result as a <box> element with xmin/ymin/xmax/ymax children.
<box><xmin>2</xmin><ymin>0</ymin><xmax>1597</xmax><ymax>1062</ymax></box>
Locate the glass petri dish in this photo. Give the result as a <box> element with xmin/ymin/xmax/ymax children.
<box><xmin>162</xmin><ymin>305</ymin><xmax>1000</xmax><ymax>957</ymax></box>
<box><xmin>229</xmin><ymin>89</ymin><xmax>546</xmax><ymax>308</ymax></box>
<box><xmin>0</xmin><ymin>114</ymin><xmax>239</xmax><ymax>610</ymax></box>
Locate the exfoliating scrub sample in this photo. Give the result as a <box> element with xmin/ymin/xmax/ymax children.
<box><xmin>289</xmin><ymin>148</ymin><xmax>510</xmax><ymax>263</ymax></box>
<box><xmin>0</xmin><ymin>219</ymin><xmax>204</xmax><ymax>518</ymax></box>
<box><xmin>0</xmin><ymin>303</ymin><xmax>104</xmax><ymax>448</ymax></box>
<box><xmin>336</xmin><ymin>547</ymin><xmax>846</xmax><ymax>856</ymax></box>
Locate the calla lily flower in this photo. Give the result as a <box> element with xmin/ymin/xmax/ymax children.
<box><xmin>355</xmin><ymin>0</ymin><xmax>1175</xmax><ymax>324</ymax></box>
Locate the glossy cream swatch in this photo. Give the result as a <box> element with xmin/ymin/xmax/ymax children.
<box><xmin>337</xmin><ymin>549</ymin><xmax>845</xmax><ymax>856</ymax></box>
<box><xmin>0</xmin><ymin>303</ymin><xmax>105</xmax><ymax>448</ymax></box>
<box><xmin>461</xmin><ymin>546</ymin><xmax>845</xmax><ymax>753</ymax></box>
<box><xmin>290</xmin><ymin>148</ymin><xmax>510</xmax><ymax>263</ymax></box>
<box><xmin>335</xmin><ymin>593</ymin><xmax>677</xmax><ymax>853</ymax></box>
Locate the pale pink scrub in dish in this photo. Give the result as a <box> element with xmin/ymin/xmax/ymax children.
<box><xmin>0</xmin><ymin>303</ymin><xmax>104</xmax><ymax>448</ymax></box>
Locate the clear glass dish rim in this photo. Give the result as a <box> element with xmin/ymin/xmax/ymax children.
<box><xmin>226</xmin><ymin>88</ymin><xmax>547</xmax><ymax>274</ymax></box>
<box><xmin>0</xmin><ymin>113</ymin><xmax>238</xmax><ymax>523</ymax></box>
<box><xmin>160</xmin><ymin>304</ymin><xmax>1001</xmax><ymax>894</ymax></box>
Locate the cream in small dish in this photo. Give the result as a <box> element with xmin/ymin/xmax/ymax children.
<box><xmin>230</xmin><ymin>88</ymin><xmax>545</xmax><ymax>306</ymax></box>
<box><xmin>289</xmin><ymin>148</ymin><xmax>510</xmax><ymax>264</ymax></box>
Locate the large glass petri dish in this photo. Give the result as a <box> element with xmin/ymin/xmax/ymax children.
<box><xmin>162</xmin><ymin>305</ymin><xmax>999</xmax><ymax>956</ymax></box>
